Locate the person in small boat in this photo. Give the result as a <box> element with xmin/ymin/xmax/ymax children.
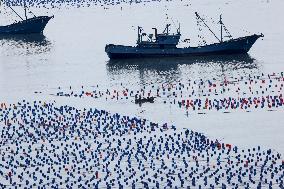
<box><xmin>135</xmin><ymin>94</ymin><xmax>154</xmax><ymax>104</ymax></box>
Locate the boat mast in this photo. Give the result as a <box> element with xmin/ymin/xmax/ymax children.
<box><xmin>195</xmin><ymin>12</ymin><xmax>221</xmax><ymax>43</ymax></box>
<box><xmin>219</xmin><ymin>14</ymin><xmax>223</xmax><ymax>42</ymax></box>
<box><xmin>177</xmin><ymin>23</ymin><xmax>181</xmax><ymax>34</ymax></box>
<box><xmin>152</xmin><ymin>28</ymin><xmax>157</xmax><ymax>39</ymax></box>
<box><xmin>137</xmin><ymin>26</ymin><xmax>142</xmax><ymax>44</ymax></box>
<box><xmin>24</xmin><ymin>0</ymin><xmax>28</xmax><ymax>20</ymax></box>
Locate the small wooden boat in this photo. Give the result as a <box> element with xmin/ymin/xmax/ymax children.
<box><xmin>135</xmin><ymin>96</ymin><xmax>155</xmax><ymax>104</ymax></box>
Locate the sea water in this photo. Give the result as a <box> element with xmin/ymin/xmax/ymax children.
<box><xmin>0</xmin><ymin>1</ymin><xmax>284</xmax><ymax>186</ymax></box>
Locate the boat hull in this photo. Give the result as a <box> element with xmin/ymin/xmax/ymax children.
<box><xmin>0</xmin><ymin>16</ymin><xmax>53</xmax><ymax>35</ymax></box>
<box><xmin>105</xmin><ymin>34</ymin><xmax>263</xmax><ymax>59</ymax></box>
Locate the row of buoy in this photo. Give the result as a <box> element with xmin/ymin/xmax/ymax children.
<box><xmin>4</xmin><ymin>0</ymin><xmax>154</xmax><ymax>9</ymax></box>
<box><xmin>51</xmin><ymin>72</ymin><xmax>284</xmax><ymax>99</ymax></box>
<box><xmin>0</xmin><ymin>100</ymin><xmax>283</xmax><ymax>188</ymax></box>
<box><xmin>44</xmin><ymin>71</ymin><xmax>284</xmax><ymax>115</ymax></box>
<box><xmin>178</xmin><ymin>94</ymin><xmax>284</xmax><ymax>111</ymax></box>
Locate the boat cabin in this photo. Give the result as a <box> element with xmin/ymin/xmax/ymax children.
<box><xmin>137</xmin><ymin>24</ymin><xmax>181</xmax><ymax>49</ymax></box>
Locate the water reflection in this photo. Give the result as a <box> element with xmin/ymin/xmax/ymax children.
<box><xmin>0</xmin><ymin>34</ymin><xmax>52</xmax><ymax>56</ymax></box>
<box><xmin>106</xmin><ymin>54</ymin><xmax>260</xmax><ymax>86</ymax></box>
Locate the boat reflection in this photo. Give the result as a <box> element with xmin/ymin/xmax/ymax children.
<box><xmin>0</xmin><ymin>33</ymin><xmax>52</xmax><ymax>55</ymax></box>
<box><xmin>106</xmin><ymin>54</ymin><xmax>260</xmax><ymax>86</ymax></box>
<box><xmin>0</xmin><ymin>33</ymin><xmax>49</xmax><ymax>43</ymax></box>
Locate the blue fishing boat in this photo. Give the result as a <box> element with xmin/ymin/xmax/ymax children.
<box><xmin>105</xmin><ymin>12</ymin><xmax>264</xmax><ymax>59</ymax></box>
<box><xmin>0</xmin><ymin>1</ymin><xmax>53</xmax><ymax>35</ymax></box>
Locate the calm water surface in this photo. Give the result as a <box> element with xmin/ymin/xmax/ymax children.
<box><xmin>0</xmin><ymin>0</ymin><xmax>284</xmax><ymax>153</ymax></box>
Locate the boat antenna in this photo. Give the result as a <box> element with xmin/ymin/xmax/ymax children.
<box><xmin>7</xmin><ymin>3</ymin><xmax>24</xmax><ymax>21</ymax></box>
<box><xmin>195</xmin><ymin>12</ymin><xmax>221</xmax><ymax>42</ymax></box>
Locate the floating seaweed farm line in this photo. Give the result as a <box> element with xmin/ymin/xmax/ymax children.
<box><xmin>43</xmin><ymin>71</ymin><xmax>284</xmax><ymax>98</ymax></box>
<box><xmin>33</xmin><ymin>71</ymin><xmax>284</xmax><ymax>115</ymax></box>
<box><xmin>0</xmin><ymin>100</ymin><xmax>283</xmax><ymax>188</ymax></box>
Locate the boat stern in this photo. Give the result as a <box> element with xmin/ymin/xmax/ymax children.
<box><xmin>105</xmin><ymin>44</ymin><xmax>115</xmax><ymax>58</ymax></box>
<box><xmin>105</xmin><ymin>44</ymin><xmax>114</xmax><ymax>53</ymax></box>
<box><xmin>105</xmin><ymin>44</ymin><xmax>138</xmax><ymax>59</ymax></box>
